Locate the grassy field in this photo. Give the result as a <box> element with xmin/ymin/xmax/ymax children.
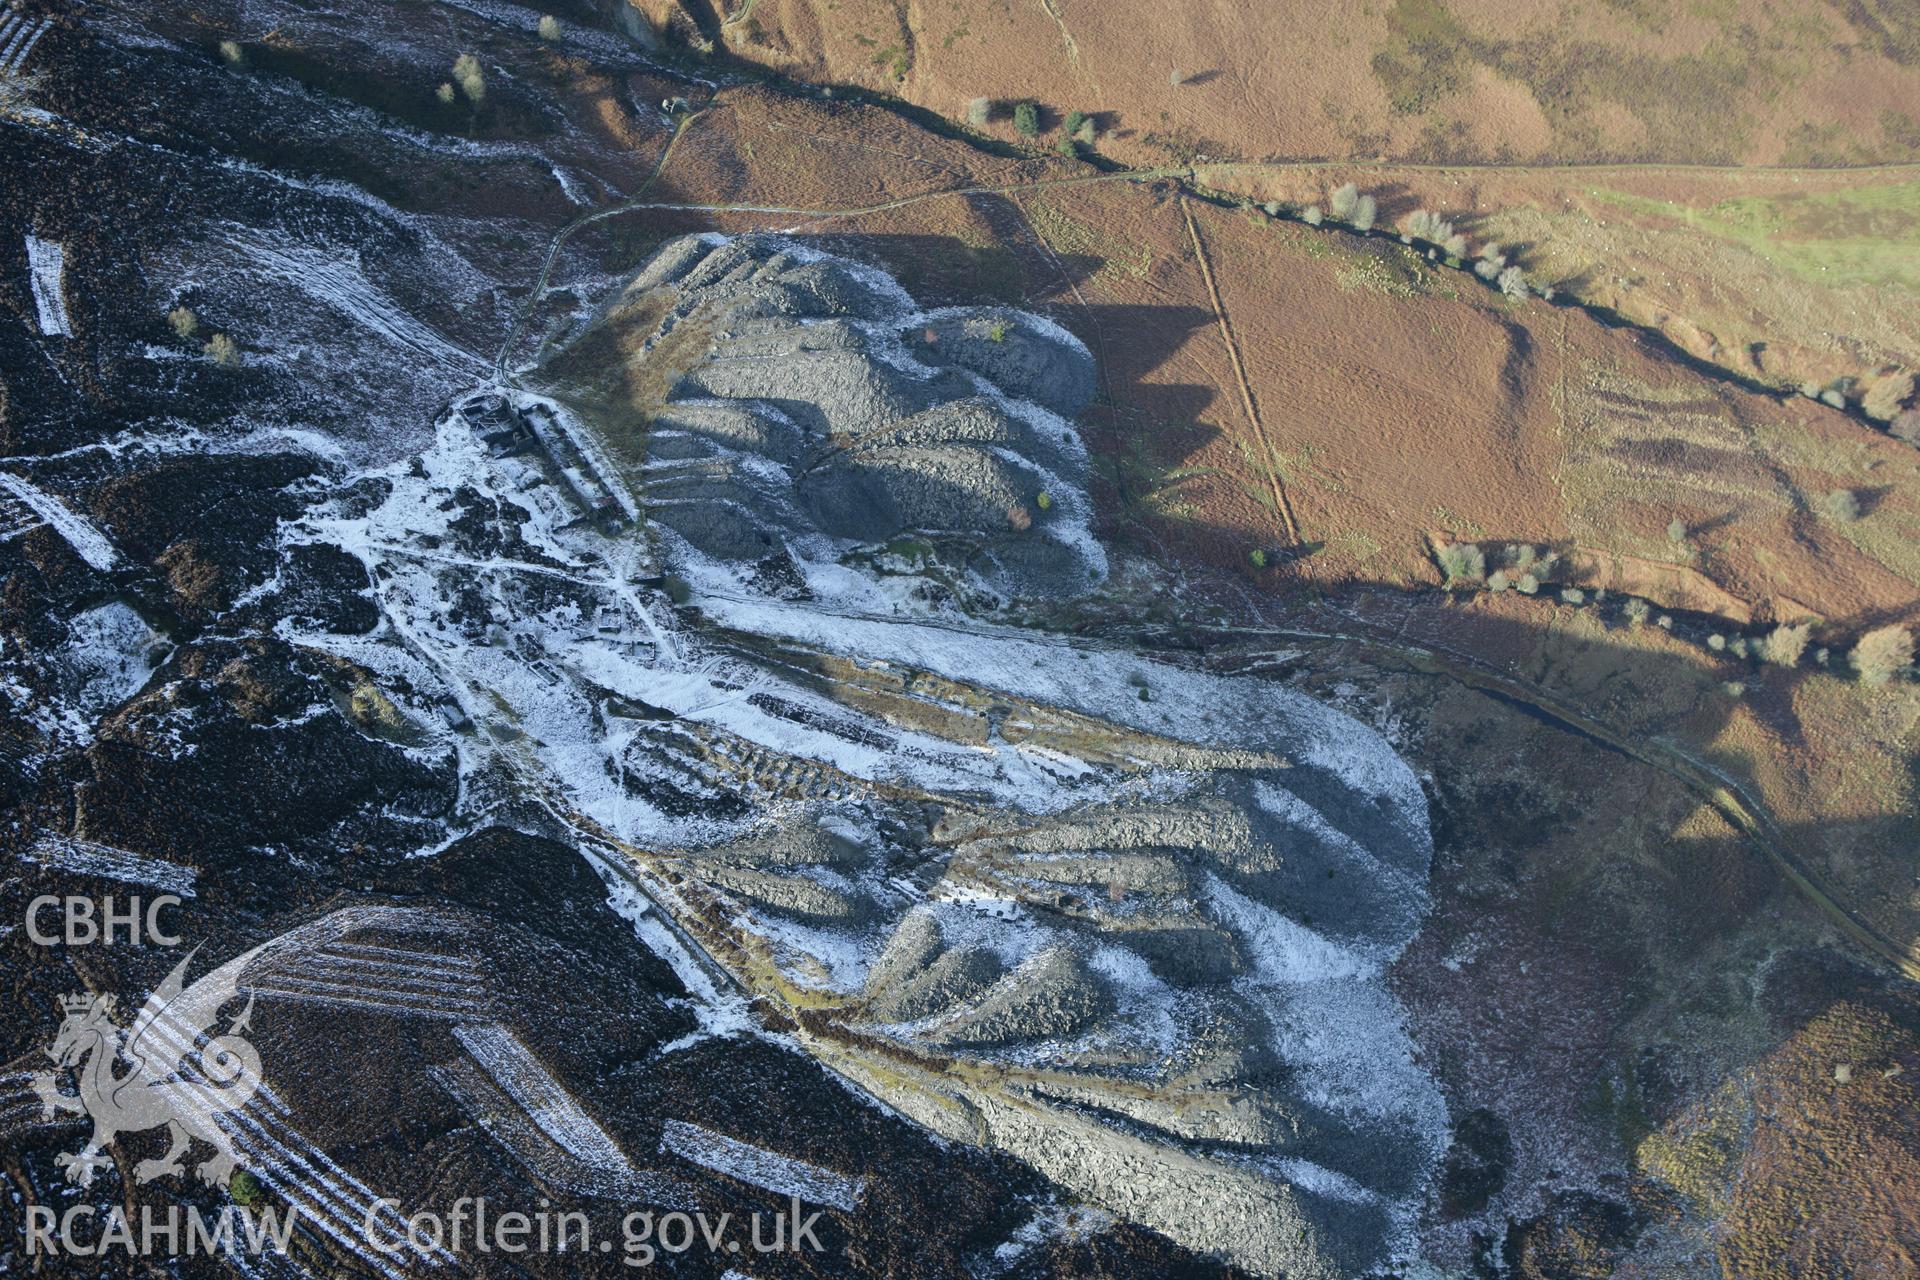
<box><xmin>1594</xmin><ymin>181</ymin><xmax>1920</xmax><ymax>295</ymax></box>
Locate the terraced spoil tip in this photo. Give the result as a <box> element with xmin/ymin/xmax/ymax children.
<box><xmin>601</xmin><ymin>234</ymin><xmax>1107</xmax><ymax>608</ymax></box>
<box><xmin>290</xmin><ymin>234</ymin><xmax>1451</xmax><ymax>1278</ymax></box>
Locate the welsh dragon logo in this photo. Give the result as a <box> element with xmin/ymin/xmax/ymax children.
<box><xmin>33</xmin><ymin>947</ymin><xmax>263</xmax><ymax>1188</ymax></box>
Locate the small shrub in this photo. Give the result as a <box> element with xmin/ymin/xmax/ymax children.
<box><xmin>1516</xmin><ymin>573</ymin><xmax>1540</xmax><ymax>595</ymax></box>
<box><xmin>1730</xmin><ymin>637</ymin><xmax>1750</xmax><ymax>659</ymax></box>
<box><xmin>1262</xmin><ymin>201</ymin><xmax>1281</xmax><ymax>217</ymax></box>
<box><xmin>230</xmin><ymin>1170</ymin><xmax>264</xmax><ymax>1208</ymax></box>
<box><xmin>1443</xmin><ymin>233</ymin><xmax>1468</xmax><ymax>260</ymax></box>
<box><xmin>1169</xmin><ymin>68</ymin><xmax>1183</xmax><ymax>87</ymax></box>
<box><xmin>1436</xmin><ymin>541</ymin><xmax>1485</xmax><ymax>584</ymax></box>
<box><xmin>1823</xmin><ymin>488</ymin><xmax>1861</xmax><ymax>522</ymax></box>
<box><xmin>204</xmin><ymin>333</ymin><xmax>240</xmax><ymax>366</ymax></box>
<box><xmin>1007</xmin><ymin>503</ymin><xmax>1033</xmax><ymax>531</ymax></box>
<box><xmin>1820</xmin><ymin>388</ymin><xmax>1846</xmax><ymax>410</ymax></box>
<box><xmin>1487</xmin><ymin>570</ymin><xmax>1510</xmax><ymax>593</ymax></box>
<box><xmin>1352</xmin><ymin>195</ymin><xmax>1377</xmax><ymax>231</ymax></box>
<box><xmin>167</xmin><ymin>305</ymin><xmax>199</xmax><ymax>339</ymax></box>
<box><xmin>219</xmin><ymin>39</ymin><xmax>244</xmax><ymax>65</ymax></box>
<box><xmin>1707</xmin><ymin>633</ymin><xmax>1726</xmax><ymax>651</ymax></box>
<box><xmin>1302</xmin><ymin>206</ymin><xmax>1324</xmax><ymax>226</ymax></box>
<box><xmin>453</xmin><ymin>53</ymin><xmax>485</xmax><ymax>103</ymax></box>
<box><xmin>1063</xmin><ymin>110</ymin><xmax>1087</xmax><ymax>137</ymax></box>
<box><xmin>1862</xmin><ymin>370</ymin><xmax>1913</xmax><ymax>421</ymax></box>
<box><xmin>966</xmin><ymin>96</ymin><xmax>992</xmax><ymax>127</ymax></box>
<box><xmin>1473</xmin><ymin>258</ymin><xmax>1500</xmax><ymax>281</ymax></box>
<box><xmin>1406</xmin><ymin>209</ymin><xmax>1453</xmax><ymax>243</ymax></box>
<box><xmin>1623</xmin><ymin>597</ymin><xmax>1650</xmax><ymax>626</ymax></box>
<box><xmin>1330</xmin><ymin>183</ymin><xmax>1360</xmax><ymax>221</ymax></box>
<box><xmin>1723</xmin><ymin>681</ymin><xmax>1746</xmax><ymax>698</ymax></box>
<box><xmin>1497</xmin><ymin>265</ymin><xmax>1529</xmax><ymax>300</ymax></box>
<box><xmin>1073</xmin><ymin>115</ymin><xmax>1096</xmax><ymax>144</ymax></box>
<box><xmin>1560</xmin><ymin>587</ymin><xmax>1585</xmax><ymax>605</ymax></box>
<box><xmin>1852</xmin><ymin>625</ymin><xmax>1914</xmax><ymax>685</ymax></box>
<box><xmin>436</xmin><ymin>81</ymin><xmax>456</xmax><ymax>105</ymax></box>
<box><xmin>986</xmin><ymin>319</ymin><xmax>1009</xmax><ymax>342</ymax></box>
<box><xmin>1035</xmin><ymin>491</ymin><xmax>1052</xmax><ymax>511</ymax></box>
<box><xmin>1249</xmin><ymin>548</ymin><xmax>1268</xmax><ymax>569</ymax></box>
<box><xmin>1667</xmin><ymin>517</ymin><xmax>1687</xmax><ymax>544</ymax></box>
<box><xmin>1012</xmin><ymin>100</ymin><xmax>1040</xmax><ymax>137</ymax></box>
<box><xmin>1762</xmin><ymin>622</ymin><xmax>1813</xmax><ymax>667</ymax></box>
<box><xmin>538</xmin><ymin>14</ymin><xmax>561</xmax><ymax>40</ymax></box>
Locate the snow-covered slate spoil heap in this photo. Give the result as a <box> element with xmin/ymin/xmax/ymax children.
<box><xmin>601</xmin><ymin>234</ymin><xmax>1106</xmax><ymax>605</ymax></box>
<box><xmin>304</xmin><ymin>235</ymin><xmax>1447</xmax><ymax>1280</ymax></box>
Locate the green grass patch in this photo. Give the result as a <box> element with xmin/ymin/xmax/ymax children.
<box><xmin>1026</xmin><ymin>199</ymin><xmax>1154</xmax><ymax>285</ymax></box>
<box><xmin>1335</xmin><ymin>244</ymin><xmax>1436</xmax><ymax>299</ymax></box>
<box><xmin>1591</xmin><ymin>181</ymin><xmax>1920</xmax><ymax>296</ymax></box>
<box><xmin>1371</xmin><ymin>0</ymin><xmax>1475</xmax><ymax>115</ymax></box>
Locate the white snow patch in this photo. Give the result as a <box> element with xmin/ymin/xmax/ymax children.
<box><xmin>25</xmin><ymin>235</ymin><xmax>71</xmax><ymax>336</ymax></box>
<box><xmin>1204</xmin><ymin>875</ymin><xmax>1377</xmax><ymax>983</ymax></box>
<box><xmin>52</xmin><ymin>601</ymin><xmax>162</xmax><ymax>723</ymax></box>
<box><xmin>659</xmin><ymin>1118</ymin><xmax>864</xmax><ymax>1210</ymax></box>
<box><xmin>24</xmin><ymin>833</ymin><xmax>198</xmax><ymax>897</ymax></box>
<box><xmin>0</xmin><ymin>473</ymin><xmax>120</xmax><ymax>571</ymax></box>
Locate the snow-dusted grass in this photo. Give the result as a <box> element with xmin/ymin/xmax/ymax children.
<box><xmin>25</xmin><ymin>833</ymin><xmax>199</xmax><ymax>897</ymax></box>
<box><xmin>659</xmin><ymin>1118</ymin><xmax>864</xmax><ymax>1211</ymax></box>
<box><xmin>453</xmin><ymin>1023</ymin><xmax>641</xmax><ymax>1177</ymax></box>
<box><xmin>227</xmin><ymin>231</ymin><xmax>487</xmax><ymax>379</ymax></box>
<box><xmin>249</xmin><ymin>947</ymin><xmax>492</xmax><ymax>1021</ymax></box>
<box><xmin>0</xmin><ymin>472</ymin><xmax>120</xmax><ymax>570</ymax></box>
<box><xmin>47</xmin><ymin>602</ymin><xmax>164</xmax><ymax>727</ymax></box>
<box><xmin>25</xmin><ymin>235</ymin><xmax>70</xmax><ymax>336</ymax></box>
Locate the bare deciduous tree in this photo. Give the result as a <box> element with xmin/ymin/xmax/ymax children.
<box><xmin>1763</xmin><ymin>622</ymin><xmax>1813</xmax><ymax>667</ymax></box>
<box><xmin>1852</xmin><ymin>625</ymin><xmax>1915</xmax><ymax>685</ymax></box>
<box><xmin>453</xmin><ymin>53</ymin><xmax>485</xmax><ymax>103</ymax></box>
